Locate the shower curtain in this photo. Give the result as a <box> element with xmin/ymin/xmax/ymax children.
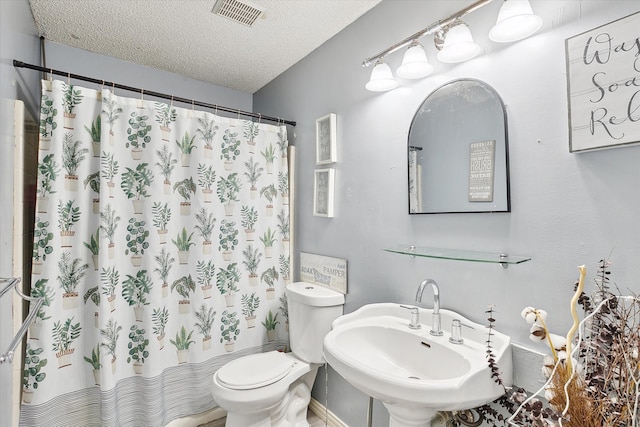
<box><xmin>20</xmin><ymin>79</ymin><xmax>291</xmax><ymax>426</ymax></box>
<box><xmin>409</xmin><ymin>149</ymin><xmax>422</xmax><ymax>213</ymax></box>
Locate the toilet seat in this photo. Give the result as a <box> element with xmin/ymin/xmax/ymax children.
<box><xmin>217</xmin><ymin>351</ymin><xmax>295</xmax><ymax>390</ymax></box>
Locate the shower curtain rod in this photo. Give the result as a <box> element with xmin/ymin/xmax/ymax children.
<box><xmin>13</xmin><ymin>59</ymin><xmax>296</xmax><ymax>127</ymax></box>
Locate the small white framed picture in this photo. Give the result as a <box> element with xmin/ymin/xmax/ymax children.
<box><xmin>315</xmin><ymin>113</ymin><xmax>337</xmax><ymax>164</ymax></box>
<box><xmin>313</xmin><ymin>168</ymin><xmax>335</xmax><ymax>217</ymax></box>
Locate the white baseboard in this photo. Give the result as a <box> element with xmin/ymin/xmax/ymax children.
<box><xmin>165</xmin><ymin>407</ymin><xmax>226</xmax><ymax>427</ymax></box>
<box><xmin>308</xmin><ymin>398</ymin><xmax>348</xmax><ymax>427</ymax></box>
<box><xmin>166</xmin><ymin>398</ymin><xmax>345</xmax><ymax>427</ymax></box>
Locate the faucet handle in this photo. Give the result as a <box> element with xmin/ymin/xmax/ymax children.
<box><xmin>449</xmin><ymin>319</ymin><xmax>474</xmax><ymax>344</ymax></box>
<box><xmin>400</xmin><ymin>305</ymin><xmax>421</xmax><ymax>330</ymax></box>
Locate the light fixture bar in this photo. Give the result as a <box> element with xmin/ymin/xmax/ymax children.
<box><xmin>362</xmin><ymin>22</ymin><xmax>440</xmax><ymax>67</ymax></box>
<box><xmin>362</xmin><ymin>0</ymin><xmax>495</xmax><ymax>67</ymax></box>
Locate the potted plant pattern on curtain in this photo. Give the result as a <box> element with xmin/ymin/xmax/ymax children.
<box><xmin>20</xmin><ymin>79</ymin><xmax>291</xmax><ymax>427</ymax></box>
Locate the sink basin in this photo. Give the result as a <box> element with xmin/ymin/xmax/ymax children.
<box><xmin>323</xmin><ymin>303</ymin><xmax>512</xmax><ymax>427</ymax></box>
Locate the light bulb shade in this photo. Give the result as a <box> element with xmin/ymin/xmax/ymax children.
<box><xmin>365</xmin><ymin>61</ymin><xmax>399</xmax><ymax>92</ymax></box>
<box><xmin>396</xmin><ymin>43</ymin><xmax>434</xmax><ymax>79</ymax></box>
<box><xmin>489</xmin><ymin>0</ymin><xmax>542</xmax><ymax>43</ymax></box>
<box><xmin>436</xmin><ymin>22</ymin><xmax>482</xmax><ymax>63</ymax></box>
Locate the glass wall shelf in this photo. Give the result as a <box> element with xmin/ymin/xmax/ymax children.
<box><xmin>383</xmin><ymin>245</ymin><xmax>531</xmax><ymax>268</ymax></box>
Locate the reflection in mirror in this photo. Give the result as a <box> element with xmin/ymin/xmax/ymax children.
<box><xmin>408</xmin><ymin>79</ymin><xmax>510</xmax><ymax>214</ymax></box>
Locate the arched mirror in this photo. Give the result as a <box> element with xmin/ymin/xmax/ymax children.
<box><xmin>408</xmin><ymin>79</ymin><xmax>510</xmax><ymax>214</ymax></box>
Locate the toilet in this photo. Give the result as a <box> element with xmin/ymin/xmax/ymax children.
<box><xmin>211</xmin><ymin>281</ymin><xmax>345</xmax><ymax>427</ymax></box>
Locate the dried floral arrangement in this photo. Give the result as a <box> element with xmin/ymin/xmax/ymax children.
<box><xmin>445</xmin><ymin>259</ymin><xmax>639</xmax><ymax>427</ymax></box>
<box><xmin>509</xmin><ymin>259</ymin><xmax>640</xmax><ymax>426</ymax></box>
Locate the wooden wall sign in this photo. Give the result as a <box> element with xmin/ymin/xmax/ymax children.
<box><xmin>566</xmin><ymin>11</ymin><xmax>640</xmax><ymax>152</ymax></box>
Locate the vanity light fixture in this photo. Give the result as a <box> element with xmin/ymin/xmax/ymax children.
<box><xmin>489</xmin><ymin>0</ymin><xmax>542</xmax><ymax>43</ymax></box>
<box><xmin>436</xmin><ymin>20</ymin><xmax>483</xmax><ymax>64</ymax></box>
<box><xmin>365</xmin><ymin>60</ymin><xmax>399</xmax><ymax>92</ymax></box>
<box><xmin>396</xmin><ymin>41</ymin><xmax>434</xmax><ymax>79</ymax></box>
<box><xmin>362</xmin><ymin>0</ymin><xmax>542</xmax><ymax>92</ymax></box>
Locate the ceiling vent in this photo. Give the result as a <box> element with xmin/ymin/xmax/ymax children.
<box><xmin>212</xmin><ymin>0</ymin><xmax>265</xmax><ymax>27</ymax></box>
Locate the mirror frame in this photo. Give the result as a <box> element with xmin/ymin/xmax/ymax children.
<box><xmin>407</xmin><ymin>78</ymin><xmax>511</xmax><ymax>214</ymax></box>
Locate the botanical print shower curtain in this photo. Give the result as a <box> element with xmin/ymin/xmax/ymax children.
<box><xmin>21</xmin><ymin>79</ymin><xmax>291</xmax><ymax>426</ymax></box>
<box><xmin>409</xmin><ymin>149</ymin><xmax>422</xmax><ymax>213</ymax></box>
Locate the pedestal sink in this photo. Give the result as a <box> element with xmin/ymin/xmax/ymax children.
<box><xmin>323</xmin><ymin>303</ymin><xmax>512</xmax><ymax>427</ymax></box>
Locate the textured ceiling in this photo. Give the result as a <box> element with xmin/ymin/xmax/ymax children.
<box><xmin>29</xmin><ymin>0</ymin><xmax>382</xmax><ymax>94</ymax></box>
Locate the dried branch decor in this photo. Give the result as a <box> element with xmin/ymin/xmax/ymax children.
<box><xmin>509</xmin><ymin>260</ymin><xmax>639</xmax><ymax>427</ymax></box>
<box><xmin>451</xmin><ymin>259</ymin><xmax>639</xmax><ymax>427</ymax></box>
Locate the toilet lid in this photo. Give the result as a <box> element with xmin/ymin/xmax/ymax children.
<box><xmin>217</xmin><ymin>351</ymin><xmax>295</xmax><ymax>390</ymax></box>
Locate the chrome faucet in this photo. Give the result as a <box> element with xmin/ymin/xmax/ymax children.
<box><xmin>415</xmin><ymin>279</ymin><xmax>442</xmax><ymax>336</ymax></box>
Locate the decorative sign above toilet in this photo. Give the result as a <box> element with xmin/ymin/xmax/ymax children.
<box><xmin>566</xmin><ymin>11</ymin><xmax>640</xmax><ymax>152</ymax></box>
<box><xmin>300</xmin><ymin>252</ymin><xmax>347</xmax><ymax>294</ymax></box>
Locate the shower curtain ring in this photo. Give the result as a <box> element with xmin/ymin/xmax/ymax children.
<box><xmin>170</xmin><ymin>95</ymin><xmax>174</xmax><ymax>108</ymax></box>
<box><xmin>258</xmin><ymin>113</ymin><xmax>262</xmax><ymax>124</ymax></box>
<box><xmin>191</xmin><ymin>99</ymin><xmax>195</xmax><ymax>111</ymax></box>
<box><xmin>140</xmin><ymin>89</ymin><xmax>144</xmax><ymax>101</ymax></box>
<box><xmin>215</xmin><ymin>105</ymin><xmax>218</xmax><ymax>115</ymax></box>
<box><xmin>67</xmin><ymin>72</ymin><xmax>70</xmax><ymax>85</ymax></box>
<box><xmin>48</xmin><ymin>69</ymin><xmax>53</xmax><ymax>82</ymax></box>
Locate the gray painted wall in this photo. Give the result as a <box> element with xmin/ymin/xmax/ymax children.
<box><xmin>41</xmin><ymin>42</ymin><xmax>253</xmax><ymax>114</ymax></box>
<box><xmin>254</xmin><ymin>1</ymin><xmax>640</xmax><ymax>425</ymax></box>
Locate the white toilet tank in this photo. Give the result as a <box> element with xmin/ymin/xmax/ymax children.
<box><xmin>286</xmin><ymin>281</ymin><xmax>345</xmax><ymax>363</ymax></box>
